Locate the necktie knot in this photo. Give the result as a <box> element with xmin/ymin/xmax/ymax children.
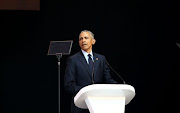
<box><xmin>88</xmin><ymin>54</ymin><xmax>91</xmax><ymax>58</ymax></box>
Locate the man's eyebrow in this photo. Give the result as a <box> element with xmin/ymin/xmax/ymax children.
<box><xmin>80</xmin><ymin>36</ymin><xmax>88</xmax><ymax>38</ymax></box>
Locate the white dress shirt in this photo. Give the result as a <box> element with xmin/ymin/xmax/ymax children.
<box><xmin>81</xmin><ymin>49</ymin><xmax>94</xmax><ymax>64</ymax></box>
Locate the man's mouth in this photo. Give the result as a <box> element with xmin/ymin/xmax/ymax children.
<box><xmin>82</xmin><ymin>44</ymin><xmax>87</xmax><ymax>46</ymax></box>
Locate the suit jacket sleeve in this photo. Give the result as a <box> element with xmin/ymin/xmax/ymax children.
<box><xmin>103</xmin><ymin>56</ymin><xmax>118</xmax><ymax>84</ymax></box>
<box><xmin>64</xmin><ymin>57</ymin><xmax>82</xmax><ymax>95</ymax></box>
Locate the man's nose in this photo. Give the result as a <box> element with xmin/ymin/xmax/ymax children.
<box><xmin>82</xmin><ymin>38</ymin><xmax>86</xmax><ymax>42</ymax></box>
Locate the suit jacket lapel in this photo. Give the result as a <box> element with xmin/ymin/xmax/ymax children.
<box><xmin>78</xmin><ymin>51</ymin><xmax>92</xmax><ymax>77</ymax></box>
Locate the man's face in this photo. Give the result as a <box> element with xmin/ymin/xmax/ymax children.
<box><xmin>79</xmin><ymin>32</ymin><xmax>95</xmax><ymax>53</ymax></box>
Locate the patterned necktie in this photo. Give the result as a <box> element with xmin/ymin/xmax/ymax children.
<box><xmin>88</xmin><ymin>54</ymin><xmax>94</xmax><ymax>73</ymax></box>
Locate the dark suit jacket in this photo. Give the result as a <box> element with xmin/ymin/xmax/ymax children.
<box><xmin>64</xmin><ymin>51</ymin><xmax>117</xmax><ymax>113</ymax></box>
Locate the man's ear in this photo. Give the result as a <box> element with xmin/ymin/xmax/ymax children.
<box><xmin>92</xmin><ymin>39</ymin><xmax>96</xmax><ymax>45</ymax></box>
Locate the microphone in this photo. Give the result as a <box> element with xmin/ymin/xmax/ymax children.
<box><xmin>106</xmin><ymin>61</ymin><xmax>126</xmax><ymax>84</ymax></box>
<box><xmin>91</xmin><ymin>56</ymin><xmax>95</xmax><ymax>84</ymax></box>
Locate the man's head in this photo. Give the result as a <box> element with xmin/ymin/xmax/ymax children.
<box><xmin>79</xmin><ymin>30</ymin><xmax>96</xmax><ymax>53</ymax></box>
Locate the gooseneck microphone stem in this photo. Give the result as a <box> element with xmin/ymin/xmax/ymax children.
<box><xmin>92</xmin><ymin>61</ymin><xmax>95</xmax><ymax>84</ymax></box>
<box><xmin>106</xmin><ymin>61</ymin><xmax>126</xmax><ymax>84</ymax></box>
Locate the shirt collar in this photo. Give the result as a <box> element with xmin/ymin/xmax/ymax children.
<box><xmin>81</xmin><ymin>49</ymin><xmax>93</xmax><ymax>57</ymax></box>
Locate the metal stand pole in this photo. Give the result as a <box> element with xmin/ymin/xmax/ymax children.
<box><xmin>56</xmin><ymin>53</ymin><xmax>62</xmax><ymax>113</ymax></box>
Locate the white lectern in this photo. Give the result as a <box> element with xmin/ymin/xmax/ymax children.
<box><xmin>74</xmin><ymin>84</ymin><xmax>135</xmax><ymax>113</ymax></box>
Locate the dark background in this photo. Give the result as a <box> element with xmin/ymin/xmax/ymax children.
<box><xmin>1</xmin><ymin>0</ymin><xmax>179</xmax><ymax>113</ymax></box>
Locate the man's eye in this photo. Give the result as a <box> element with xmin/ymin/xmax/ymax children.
<box><xmin>85</xmin><ymin>37</ymin><xmax>89</xmax><ymax>39</ymax></box>
<box><xmin>79</xmin><ymin>37</ymin><xmax>83</xmax><ymax>40</ymax></box>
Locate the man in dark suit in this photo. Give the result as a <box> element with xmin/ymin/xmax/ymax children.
<box><xmin>64</xmin><ymin>30</ymin><xmax>118</xmax><ymax>113</ymax></box>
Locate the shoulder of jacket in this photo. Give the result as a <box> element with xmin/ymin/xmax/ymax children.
<box><xmin>94</xmin><ymin>52</ymin><xmax>105</xmax><ymax>58</ymax></box>
<box><xmin>68</xmin><ymin>51</ymin><xmax>81</xmax><ymax>59</ymax></box>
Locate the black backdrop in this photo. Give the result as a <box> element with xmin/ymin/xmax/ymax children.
<box><xmin>1</xmin><ymin>0</ymin><xmax>179</xmax><ymax>113</ymax></box>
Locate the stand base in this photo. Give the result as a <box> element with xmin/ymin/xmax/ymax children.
<box><xmin>85</xmin><ymin>97</ymin><xmax>125</xmax><ymax>113</ymax></box>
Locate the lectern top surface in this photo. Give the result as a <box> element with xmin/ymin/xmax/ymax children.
<box><xmin>74</xmin><ymin>84</ymin><xmax>135</xmax><ymax>109</ymax></box>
